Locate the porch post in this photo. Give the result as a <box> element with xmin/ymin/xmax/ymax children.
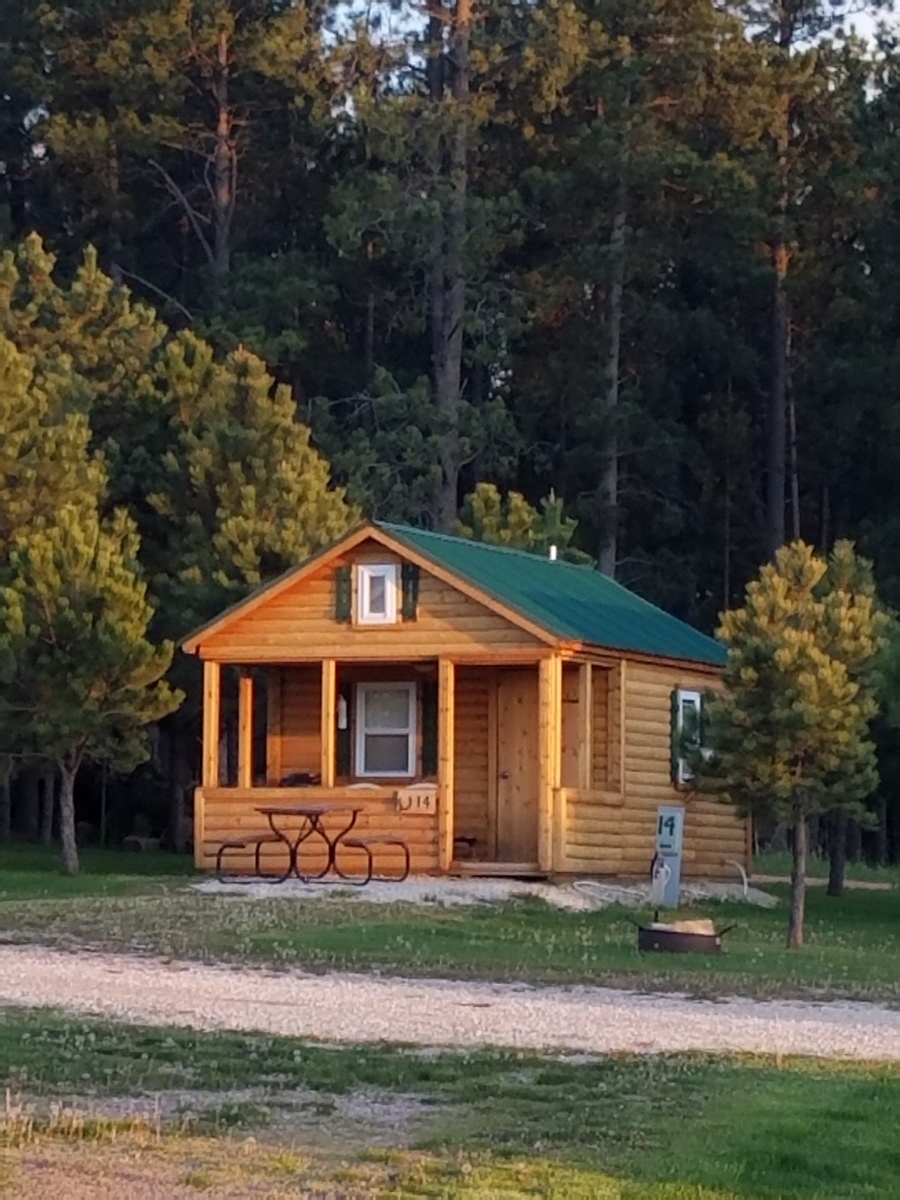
<box><xmin>202</xmin><ymin>660</ymin><xmax>221</xmax><ymax>788</ymax></box>
<box><xmin>538</xmin><ymin>656</ymin><xmax>562</xmax><ymax>872</ymax></box>
<box><xmin>438</xmin><ymin>658</ymin><xmax>455</xmax><ymax>871</ymax></box>
<box><xmin>320</xmin><ymin>659</ymin><xmax>337</xmax><ymax>788</ymax></box>
<box><xmin>609</xmin><ymin>659</ymin><xmax>626</xmax><ymax>794</ymax></box>
<box><xmin>237</xmin><ymin>668</ymin><xmax>254</xmax><ymax>788</ymax></box>
<box><xmin>577</xmin><ymin>662</ymin><xmax>593</xmax><ymax>790</ymax></box>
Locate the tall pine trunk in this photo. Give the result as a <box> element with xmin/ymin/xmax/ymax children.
<box><xmin>211</xmin><ymin>30</ymin><xmax>235</xmax><ymax>289</ymax></box>
<box><xmin>787</xmin><ymin>813</ymin><xmax>808</xmax><ymax>948</ymax></box>
<box><xmin>766</xmin><ymin>13</ymin><xmax>794</xmax><ymax>559</ymax></box>
<box><xmin>430</xmin><ymin>0</ymin><xmax>471</xmax><ymax>532</ymax></box>
<box><xmin>107</xmin><ymin>137</ymin><xmax>123</xmax><ymax>283</ymax></box>
<box><xmin>788</xmin><ymin>386</ymin><xmax>800</xmax><ymax>540</ymax></box>
<box><xmin>58</xmin><ymin>764</ymin><xmax>80</xmax><ymax>876</ymax></box>
<box><xmin>767</xmin><ymin>235</ymin><xmax>789</xmax><ymax>557</ymax></box>
<box><xmin>599</xmin><ymin>173</ymin><xmax>627</xmax><ymax>579</ymax></box>
<box><xmin>826</xmin><ymin>810</ymin><xmax>846</xmax><ymax>898</ymax></box>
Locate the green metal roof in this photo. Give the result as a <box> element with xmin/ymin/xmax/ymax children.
<box><xmin>380</xmin><ymin>524</ymin><xmax>725</xmax><ymax>667</ymax></box>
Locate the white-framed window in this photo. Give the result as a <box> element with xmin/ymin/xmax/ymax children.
<box><xmin>673</xmin><ymin>687</ymin><xmax>703</xmax><ymax>786</ymax></box>
<box><xmin>355</xmin><ymin>682</ymin><xmax>416</xmax><ymax>777</ymax></box>
<box><xmin>356</xmin><ymin>563</ymin><xmax>399</xmax><ymax>625</ymax></box>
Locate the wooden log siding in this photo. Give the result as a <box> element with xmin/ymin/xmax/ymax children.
<box><xmin>453</xmin><ymin>667</ymin><xmax>492</xmax><ymax>855</ymax></box>
<box><xmin>559</xmin><ymin>659</ymin><xmax>746</xmax><ymax>879</ymax></box>
<box><xmin>619</xmin><ymin>661</ymin><xmax>745</xmax><ymax>879</ymax></box>
<box><xmin>197</xmin><ymin>786</ymin><xmax>439</xmax><ymax>875</ymax></box>
<box><xmin>590</xmin><ymin>666</ymin><xmax>610</xmax><ymax>789</ymax></box>
<box><xmin>279</xmin><ymin>665</ymin><xmax>322</xmax><ymax>778</ymax></box>
<box><xmin>196</xmin><ymin>541</ymin><xmax>543</xmax><ymax>663</ymax></box>
<box><xmin>562</xmin><ymin>788</ymin><xmax>624</xmax><ymax>874</ymax></box>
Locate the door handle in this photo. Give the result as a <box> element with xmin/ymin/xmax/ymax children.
<box><xmin>499</xmin><ymin>770</ymin><xmax>509</xmax><ymax>780</ymax></box>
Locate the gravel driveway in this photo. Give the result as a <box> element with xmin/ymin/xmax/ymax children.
<box><xmin>1</xmin><ymin>945</ymin><xmax>898</xmax><ymax>1061</ymax></box>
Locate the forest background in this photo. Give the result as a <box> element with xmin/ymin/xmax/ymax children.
<box><xmin>1</xmin><ymin>0</ymin><xmax>900</xmax><ymax>863</ymax></box>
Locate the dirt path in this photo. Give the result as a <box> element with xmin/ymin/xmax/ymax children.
<box><xmin>0</xmin><ymin>946</ymin><xmax>898</xmax><ymax>1061</ymax></box>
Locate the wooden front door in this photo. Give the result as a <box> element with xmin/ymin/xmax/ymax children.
<box><xmin>495</xmin><ymin>669</ymin><xmax>539</xmax><ymax>863</ymax></box>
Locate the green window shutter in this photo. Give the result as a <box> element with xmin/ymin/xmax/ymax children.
<box><xmin>421</xmin><ymin>680</ymin><xmax>439</xmax><ymax>776</ymax></box>
<box><xmin>670</xmin><ymin>688</ymin><xmax>681</xmax><ymax>786</ymax></box>
<box><xmin>401</xmin><ymin>562</ymin><xmax>420</xmax><ymax>621</ymax></box>
<box><xmin>336</xmin><ymin>685</ymin><xmax>352</xmax><ymax>776</ymax></box>
<box><xmin>334</xmin><ymin>566</ymin><xmax>352</xmax><ymax>623</ymax></box>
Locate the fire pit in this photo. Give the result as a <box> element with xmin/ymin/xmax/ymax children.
<box><xmin>636</xmin><ymin>917</ymin><xmax>734</xmax><ymax>954</ymax></box>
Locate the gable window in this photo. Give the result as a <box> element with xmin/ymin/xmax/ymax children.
<box><xmin>671</xmin><ymin>687</ymin><xmax>704</xmax><ymax>787</ymax></box>
<box><xmin>355</xmin><ymin>683</ymin><xmax>416</xmax><ymax>777</ymax></box>
<box><xmin>357</xmin><ymin>563</ymin><xmax>398</xmax><ymax>625</ymax></box>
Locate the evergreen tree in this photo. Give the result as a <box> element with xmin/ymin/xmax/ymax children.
<box><xmin>0</xmin><ymin>333</ymin><xmax>105</xmax><ymax>553</ymax></box>
<box><xmin>822</xmin><ymin>540</ymin><xmax>893</xmax><ymax>893</ymax></box>
<box><xmin>149</xmin><ymin>334</ymin><xmax>358</xmax><ymax>637</ymax></box>
<box><xmin>1</xmin><ymin>0</ymin><xmax>358</xmax><ymax>314</ymax></box>
<box><xmin>322</xmin><ymin>0</ymin><xmax>579</xmax><ymax>527</ymax></box>
<box><xmin>695</xmin><ymin>541</ymin><xmax>888</xmax><ymax>947</ymax></box>
<box><xmin>0</xmin><ymin>505</ymin><xmax>181</xmax><ymax>875</ymax></box>
<box><xmin>454</xmin><ymin>482</ymin><xmax>591</xmax><ymax>563</ymax></box>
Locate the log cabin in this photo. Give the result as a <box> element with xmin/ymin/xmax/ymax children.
<box><xmin>182</xmin><ymin>523</ymin><xmax>749</xmax><ymax>879</ymax></box>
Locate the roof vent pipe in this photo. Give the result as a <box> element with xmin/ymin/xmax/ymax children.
<box><xmin>549</xmin><ymin>544</ymin><xmax>558</xmax><ymax>562</ymax></box>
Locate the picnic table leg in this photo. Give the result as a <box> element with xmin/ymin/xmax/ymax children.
<box><xmin>331</xmin><ymin>810</ymin><xmax>364</xmax><ymax>882</ymax></box>
<box><xmin>292</xmin><ymin>816</ymin><xmax>335</xmax><ymax>882</ymax></box>
<box><xmin>265</xmin><ymin>813</ymin><xmax>300</xmax><ymax>883</ymax></box>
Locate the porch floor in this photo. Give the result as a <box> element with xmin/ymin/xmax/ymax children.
<box><xmin>452</xmin><ymin>860</ymin><xmax>546</xmax><ymax>880</ymax></box>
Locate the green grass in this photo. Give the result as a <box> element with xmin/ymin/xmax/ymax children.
<box><xmin>1</xmin><ymin>884</ymin><xmax>898</xmax><ymax>1001</ymax></box>
<box><xmin>0</xmin><ymin>844</ymin><xmax>898</xmax><ymax>1000</ymax></box>
<box><xmin>0</xmin><ymin>843</ymin><xmax>196</xmax><ymax>901</ymax></box>
<box><xmin>1</xmin><ymin>1010</ymin><xmax>898</xmax><ymax>1198</ymax></box>
<box><xmin>754</xmin><ymin>848</ymin><xmax>900</xmax><ymax>885</ymax></box>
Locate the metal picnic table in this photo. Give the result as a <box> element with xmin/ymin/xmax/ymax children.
<box><xmin>214</xmin><ymin>800</ymin><xmax>409</xmax><ymax>885</ymax></box>
<box><xmin>256</xmin><ymin>801</ymin><xmax>363</xmax><ymax>883</ymax></box>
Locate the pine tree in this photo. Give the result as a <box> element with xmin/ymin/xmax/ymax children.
<box><xmin>149</xmin><ymin>334</ymin><xmax>358</xmax><ymax>637</ymax></box>
<box><xmin>0</xmin><ymin>332</ymin><xmax>105</xmax><ymax>554</ymax></box>
<box><xmin>0</xmin><ymin>505</ymin><xmax>181</xmax><ymax>874</ymax></box>
<box><xmin>0</xmin><ymin>234</ymin><xmax>167</xmax><ymax>518</ymax></box>
<box><xmin>695</xmin><ymin>541</ymin><xmax>888</xmax><ymax>947</ymax></box>
<box><xmin>454</xmin><ymin>482</ymin><xmax>591</xmax><ymax>562</ymax></box>
<box><xmin>820</xmin><ymin>540</ymin><xmax>891</xmax><ymax>895</ymax></box>
<box><xmin>323</xmin><ymin>0</ymin><xmax>579</xmax><ymax>528</ymax></box>
<box><xmin>2</xmin><ymin>0</ymin><xmax>349</xmax><ymax>313</ymax></box>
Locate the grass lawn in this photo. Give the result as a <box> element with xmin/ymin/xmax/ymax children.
<box><xmin>0</xmin><ymin>844</ymin><xmax>195</xmax><ymax>901</ymax></box>
<box><xmin>754</xmin><ymin>848</ymin><xmax>900</xmax><ymax>885</ymax></box>
<box><xmin>0</xmin><ymin>844</ymin><xmax>898</xmax><ymax>1001</ymax></box>
<box><xmin>0</xmin><ymin>1010</ymin><xmax>898</xmax><ymax>1198</ymax></box>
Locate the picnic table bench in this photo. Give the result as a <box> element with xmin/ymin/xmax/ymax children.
<box><xmin>214</xmin><ymin>802</ymin><xmax>409</xmax><ymax>886</ymax></box>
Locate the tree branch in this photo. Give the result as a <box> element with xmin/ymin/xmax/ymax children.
<box><xmin>148</xmin><ymin>158</ymin><xmax>215</xmax><ymax>266</ymax></box>
<box><xmin>117</xmin><ymin>269</ymin><xmax>195</xmax><ymax>323</ymax></box>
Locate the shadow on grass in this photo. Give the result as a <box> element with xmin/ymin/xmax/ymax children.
<box><xmin>0</xmin><ymin>842</ymin><xmax>195</xmax><ymax>902</ymax></box>
<box><xmin>2</xmin><ymin>1013</ymin><xmax>898</xmax><ymax>1199</ymax></box>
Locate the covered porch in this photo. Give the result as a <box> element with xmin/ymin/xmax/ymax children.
<box><xmin>195</xmin><ymin>655</ymin><xmax>626</xmax><ymax>878</ymax></box>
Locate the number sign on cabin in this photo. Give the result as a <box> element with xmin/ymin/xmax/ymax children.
<box><xmin>396</xmin><ymin>787</ymin><xmax>438</xmax><ymax>815</ymax></box>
